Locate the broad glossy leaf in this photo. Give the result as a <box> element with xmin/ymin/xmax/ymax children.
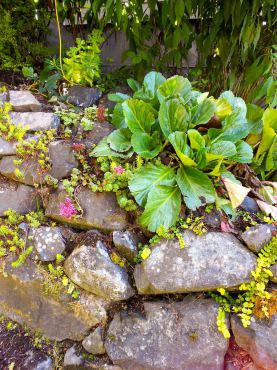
<box><xmin>157</xmin><ymin>75</ymin><xmax>191</xmax><ymax>103</ymax></box>
<box><xmin>231</xmin><ymin>141</ymin><xmax>253</xmax><ymax>163</ymax></box>
<box><xmin>107</xmin><ymin>128</ymin><xmax>132</xmax><ymax>152</ymax></box>
<box><xmin>256</xmin><ymin>108</ymin><xmax>277</xmax><ymax>159</ymax></box>
<box><xmin>187</xmin><ymin>129</ymin><xmax>205</xmax><ymax>150</ymax></box>
<box><xmin>265</xmin><ymin>135</ymin><xmax>277</xmax><ymax>171</ymax></box>
<box><xmin>140</xmin><ymin>185</ymin><xmax>181</xmax><ymax>232</ymax></box>
<box><xmin>112</xmin><ymin>103</ymin><xmax>126</xmax><ymax>128</ymax></box>
<box><xmin>214</xmin><ymin>98</ymin><xmax>233</xmax><ymax>119</ymax></box>
<box><xmin>220</xmin><ymin>91</ymin><xmax>247</xmax><ymax>119</ymax></box>
<box><xmin>168</xmin><ymin>132</ymin><xmax>197</xmax><ymax>166</ymax></box>
<box><xmin>131</xmin><ymin>132</ymin><xmax>162</xmax><ymax>158</ymax></box>
<box><xmin>208</xmin><ymin>113</ymin><xmax>249</xmax><ymax>143</ymax></box>
<box><xmin>176</xmin><ymin>166</ymin><xmax>216</xmax><ymax>210</ymax></box>
<box><xmin>207</xmin><ymin>141</ymin><xmax>236</xmax><ymax>160</ymax></box>
<box><xmin>90</xmin><ymin>137</ymin><xmax>133</xmax><ymax>158</ymax></box>
<box><xmin>127</xmin><ymin>78</ymin><xmax>141</xmax><ymax>92</ymax></box>
<box><xmin>129</xmin><ymin>162</ymin><xmax>176</xmax><ymax>206</ymax></box>
<box><xmin>191</xmin><ymin>99</ymin><xmax>216</xmax><ymax>126</ymax></box>
<box><xmin>108</xmin><ymin>92</ymin><xmax>130</xmax><ymax>103</ymax></box>
<box><xmin>222</xmin><ymin>177</ymin><xmax>250</xmax><ymax>208</ymax></box>
<box><xmin>159</xmin><ymin>98</ymin><xmax>189</xmax><ymax>138</ymax></box>
<box><xmin>142</xmin><ymin>71</ymin><xmax>166</xmax><ymax>99</ymax></box>
<box><xmin>122</xmin><ymin>99</ymin><xmax>155</xmax><ymax>134</ymax></box>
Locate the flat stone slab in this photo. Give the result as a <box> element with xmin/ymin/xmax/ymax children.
<box><xmin>113</xmin><ymin>230</ymin><xmax>139</xmax><ymax>262</ymax></box>
<box><xmin>134</xmin><ymin>230</ymin><xmax>257</xmax><ymax>294</ymax></box>
<box><xmin>0</xmin><ymin>256</ymin><xmax>107</xmax><ymax>341</ymax></box>
<box><xmin>0</xmin><ymin>135</ymin><xmax>40</xmax><ymax>157</ymax></box>
<box><xmin>9</xmin><ymin>112</ymin><xmax>60</xmax><ymax>132</ymax></box>
<box><xmin>0</xmin><ymin>176</ymin><xmax>39</xmax><ymax>216</ymax></box>
<box><xmin>64</xmin><ymin>240</ymin><xmax>134</xmax><ymax>301</ymax></box>
<box><xmin>105</xmin><ymin>298</ymin><xmax>229</xmax><ymax>370</ymax></box>
<box><xmin>45</xmin><ymin>186</ymin><xmax>128</xmax><ymax>232</ymax></box>
<box><xmin>9</xmin><ymin>90</ymin><xmax>41</xmax><ymax>112</ymax></box>
<box><xmin>0</xmin><ymin>140</ymin><xmax>78</xmax><ymax>186</ymax></box>
<box><xmin>231</xmin><ymin>314</ymin><xmax>277</xmax><ymax>370</ymax></box>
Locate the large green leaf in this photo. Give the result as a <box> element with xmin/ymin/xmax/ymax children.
<box><xmin>214</xmin><ymin>98</ymin><xmax>233</xmax><ymax>119</ymax></box>
<box><xmin>108</xmin><ymin>92</ymin><xmax>130</xmax><ymax>102</ymax></box>
<box><xmin>265</xmin><ymin>135</ymin><xmax>277</xmax><ymax>171</ymax></box>
<box><xmin>208</xmin><ymin>113</ymin><xmax>249</xmax><ymax>143</ymax></box>
<box><xmin>107</xmin><ymin>128</ymin><xmax>132</xmax><ymax>152</ymax></box>
<box><xmin>129</xmin><ymin>162</ymin><xmax>176</xmax><ymax>206</ymax></box>
<box><xmin>122</xmin><ymin>99</ymin><xmax>155</xmax><ymax>134</ymax></box>
<box><xmin>142</xmin><ymin>71</ymin><xmax>166</xmax><ymax>99</ymax></box>
<box><xmin>220</xmin><ymin>91</ymin><xmax>247</xmax><ymax>119</ymax></box>
<box><xmin>187</xmin><ymin>129</ymin><xmax>205</xmax><ymax>150</ymax></box>
<box><xmin>131</xmin><ymin>132</ymin><xmax>162</xmax><ymax>158</ymax></box>
<box><xmin>168</xmin><ymin>131</ymin><xmax>197</xmax><ymax>166</ymax></box>
<box><xmin>176</xmin><ymin>166</ymin><xmax>216</xmax><ymax>210</ymax></box>
<box><xmin>157</xmin><ymin>75</ymin><xmax>191</xmax><ymax>104</ymax></box>
<box><xmin>140</xmin><ymin>185</ymin><xmax>181</xmax><ymax>232</ymax></box>
<box><xmin>191</xmin><ymin>99</ymin><xmax>216</xmax><ymax>126</ymax></box>
<box><xmin>159</xmin><ymin>98</ymin><xmax>189</xmax><ymax>138</ymax></box>
<box><xmin>207</xmin><ymin>141</ymin><xmax>237</xmax><ymax>160</ymax></box>
<box><xmin>90</xmin><ymin>137</ymin><xmax>133</xmax><ymax>158</ymax></box>
<box><xmin>112</xmin><ymin>103</ymin><xmax>126</xmax><ymax>128</ymax></box>
<box><xmin>256</xmin><ymin>108</ymin><xmax>277</xmax><ymax>159</ymax></box>
<box><xmin>231</xmin><ymin>141</ymin><xmax>253</xmax><ymax>163</ymax></box>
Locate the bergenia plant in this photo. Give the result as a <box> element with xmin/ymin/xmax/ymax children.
<box><xmin>90</xmin><ymin>71</ymin><xmax>266</xmax><ymax>232</ymax></box>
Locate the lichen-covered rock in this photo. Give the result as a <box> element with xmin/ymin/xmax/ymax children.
<box><xmin>0</xmin><ymin>256</ymin><xmax>107</xmax><ymax>341</ymax></box>
<box><xmin>28</xmin><ymin>226</ymin><xmax>66</xmax><ymax>261</ymax></box>
<box><xmin>0</xmin><ymin>140</ymin><xmax>78</xmax><ymax>185</ymax></box>
<box><xmin>0</xmin><ymin>176</ymin><xmax>40</xmax><ymax>216</ymax></box>
<box><xmin>270</xmin><ymin>263</ymin><xmax>277</xmax><ymax>283</ymax></box>
<box><xmin>9</xmin><ymin>90</ymin><xmax>41</xmax><ymax>112</ymax></box>
<box><xmin>64</xmin><ymin>346</ymin><xmax>84</xmax><ymax>368</ymax></box>
<box><xmin>105</xmin><ymin>298</ymin><xmax>229</xmax><ymax>370</ymax></box>
<box><xmin>113</xmin><ymin>230</ymin><xmax>139</xmax><ymax>262</ymax></box>
<box><xmin>64</xmin><ymin>241</ymin><xmax>134</xmax><ymax>301</ymax></box>
<box><xmin>82</xmin><ymin>327</ymin><xmax>106</xmax><ymax>355</ymax></box>
<box><xmin>67</xmin><ymin>86</ymin><xmax>102</xmax><ymax>108</ymax></box>
<box><xmin>9</xmin><ymin>112</ymin><xmax>60</xmax><ymax>132</ymax></box>
<box><xmin>241</xmin><ymin>225</ymin><xmax>273</xmax><ymax>253</ymax></box>
<box><xmin>231</xmin><ymin>314</ymin><xmax>277</xmax><ymax>370</ymax></box>
<box><xmin>45</xmin><ymin>186</ymin><xmax>128</xmax><ymax>231</ymax></box>
<box><xmin>134</xmin><ymin>231</ymin><xmax>257</xmax><ymax>294</ymax></box>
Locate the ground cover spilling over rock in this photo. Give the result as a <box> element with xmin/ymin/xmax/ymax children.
<box><xmin>0</xmin><ymin>87</ymin><xmax>276</xmax><ymax>370</ymax></box>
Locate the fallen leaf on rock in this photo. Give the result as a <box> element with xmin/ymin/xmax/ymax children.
<box><xmin>256</xmin><ymin>200</ymin><xmax>277</xmax><ymax>220</ymax></box>
<box><xmin>222</xmin><ymin>177</ymin><xmax>250</xmax><ymax>209</ymax></box>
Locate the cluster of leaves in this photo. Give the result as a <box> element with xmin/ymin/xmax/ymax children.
<box><xmin>0</xmin><ymin>0</ymin><xmax>50</xmax><ymax>71</ymax></box>
<box><xmin>211</xmin><ymin>236</ymin><xmax>277</xmax><ymax>338</ymax></box>
<box><xmin>92</xmin><ymin>71</ymin><xmax>260</xmax><ymax>232</ymax></box>
<box><xmin>0</xmin><ymin>103</ymin><xmax>27</xmax><ymax>142</ymax></box>
<box><xmin>63</xmin><ymin>29</ymin><xmax>104</xmax><ymax>86</ymax></box>
<box><xmin>58</xmin><ymin>0</ymin><xmax>276</xmax><ymax>103</ymax></box>
<box><xmin>0</xmin><ymin>209</ymin><xmax>44</xmax><ymax>268</ymax></box>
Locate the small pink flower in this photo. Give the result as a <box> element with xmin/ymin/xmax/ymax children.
<box><xmin>113</xmin><ymin>165</ymin><xmax>124</xmax><ymax>175</ymax></box>
<box><xmin>59</xmin><ymin>197</ymin><xmax>78</xmax><ymax>219</ymax></box>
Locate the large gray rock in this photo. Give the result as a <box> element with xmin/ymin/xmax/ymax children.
<box><xmin>82</xmin><ymin>327</ymin><xmax>106</xmax><ymax>355</ymax></box>
<box><xmin>9</xmin><ymin>112</ymin><xmax>60</xmax><ymax>132</ymax></box>
<box><xmin>0</xmin><ymin>175</ymin><xmax>40</xmax><ymax>216</ymax></box>
<box><xmin>28</xmin><ymin>226</ymin><xmax>66</xmax><ymax>261</ymax></box>
<box><xmin>9</xmin><ymin>90</ymin><xmax>41</xmax><ymax>112</ymax></box>
<box><xmin>64</xmin><ymin>241</ymin><xmax>134</xmax><ymax>301</ymax></box>
<box><xmin>67</xmin><ymin>86</ymin><xmax>102</xmax><ymax>108</ymax></box>
<box><xmin>231</xmin><ymin>314</ymin><xmax>277</xmax><ymax>370</ymax></box>
<box><xmin>134</xmin><ymin>231</ymin><xmax>257</xmax><ymax>295</ymax></box>
<box><xmin>45</xmin><ymin>186</ymin><xmax>128</xmax><ymax>232</ymax></box>
<box><xmin>241</xmin><ymin>225</ymin><xmax>273</xmax><ymax>253</ymax></box>
<box><xmin>0</xmin><ymin>256</ymin><xmax>107</xmax><ymax>341</ymax></box>
<box><xmin>82</xmin><ymin>121</ymin><xmax>114</xmax><ymax>147</ymax></box>
<box><xmin>105</xmin><ymin>298</ymin><xmax>229</xmax><ymax>370</ymax></box>
<box><xmin>113</xmin><ymin>230</ymin><xmax>139</xmax><ymax>262</ymax></box>
<box><xmin>0</xmin><ymin>140</ymin><xmax>78</xmax><ymax>185</ymax></box>
<box><xmin>64</xmin><ymin>345</ymin><xmax>84</xmax><ymax>368</ymax></box>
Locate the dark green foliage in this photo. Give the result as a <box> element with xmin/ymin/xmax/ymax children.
<box><xmin>0</xmin><ymin>0</ymin><xmax>50</xmax><ymax>71</ymax></box>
